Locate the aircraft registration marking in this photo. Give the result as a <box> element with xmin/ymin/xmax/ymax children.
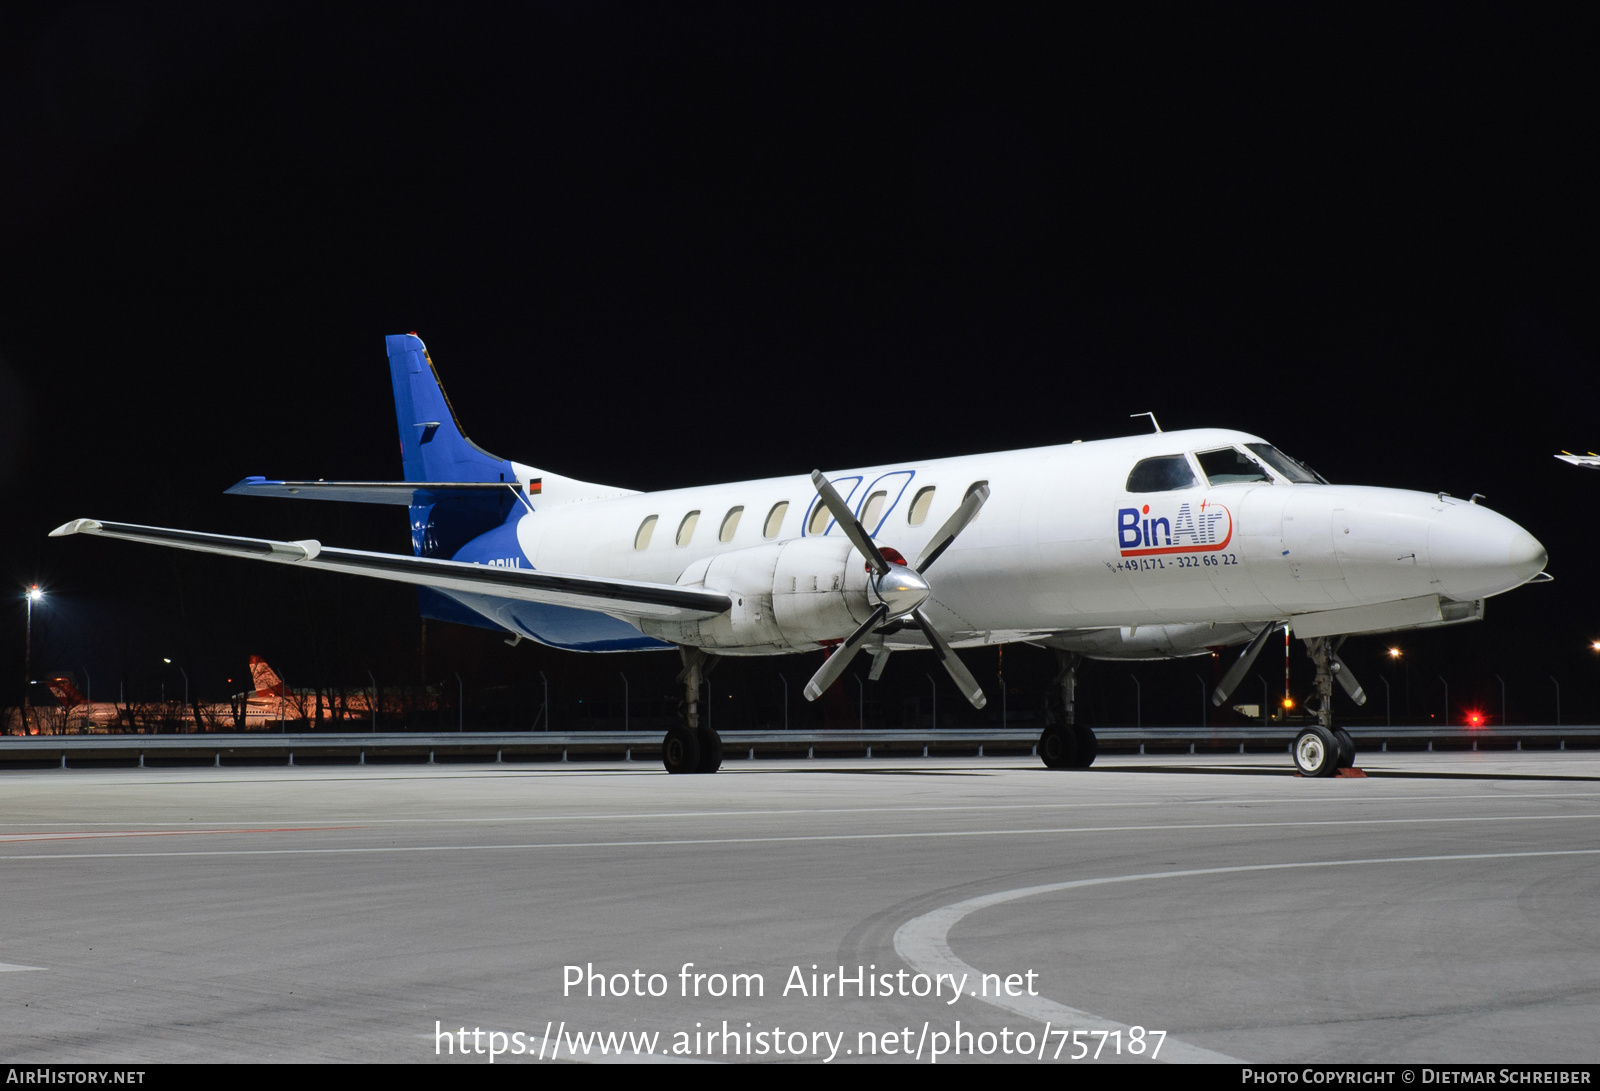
<box><xmin>1107</xmin><ymin>553</ymin><xmax>1239</xmax><ymax>573</ymax></box>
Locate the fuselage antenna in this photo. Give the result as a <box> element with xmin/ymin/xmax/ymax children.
<box><xmin>1130</xmin><ymin>411</ymin><xmax>1162</xmax><ymax>433</ymax></box>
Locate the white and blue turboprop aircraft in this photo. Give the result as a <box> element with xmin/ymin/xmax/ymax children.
<box><xmin>51</xmin><ymin>334</ymin><xmax>1549</xmax><ymax>777</ymax></box>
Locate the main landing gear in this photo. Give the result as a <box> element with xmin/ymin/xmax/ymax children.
<box><xmin>664</xmin><ymin>648</ymin><xmax>724</xmax><ymax>774</ymax></box>
<box><xmin>1292</xmin><ymin>636</ymin><xmax>1359</xmax><ymax>778</ymax></box>
<box><xmin>1039</xmin><ymin>651</ymin><xmax>1098</xmax><ymax>770</ymax></box>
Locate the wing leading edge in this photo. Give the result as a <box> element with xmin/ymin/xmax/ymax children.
<box><xmin>48</xmin><ymin>518</ymin><xmax>730</xmax><ymax>623</ymax></box>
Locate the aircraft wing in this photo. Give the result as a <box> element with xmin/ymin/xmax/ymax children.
<box><xmin>1555</xmin><ymin>452</ymin><xmax>1600</xmax><ymax>469</ymax></box>
<box><xmin>48</xmin><ymin>518</ymin><xmax>731</xmax><ymax>622</ymax></box>
<box><xmin>224</xmin><ymin>478</ymin><xmax>523</xmax><ymax>504</ymax></box>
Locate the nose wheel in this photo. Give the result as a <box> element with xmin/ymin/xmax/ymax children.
<box><xmin>1333</xmin><ymin>726</ymin><xmax>1356</xmax><ymax>768</ymax></box>
<box><xmin>1293</xmin><ymin>725</ymin><xmax>1339</xmax><ymax>777</ymax></box>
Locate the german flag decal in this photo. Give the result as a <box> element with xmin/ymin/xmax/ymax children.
<box><xmin>528</xmin><ymin>479</ymin><xmax>543</xmax><ymax>495</ymax></box>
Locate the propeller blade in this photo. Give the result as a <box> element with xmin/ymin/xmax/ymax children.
<box><xmin>1331</xmin><ymin>653</ymin><xmax>1367</xmax><ymax>706</ymax></box>
<box><xmin>867</xmin><ymin>647</ymin><xmax>891</xmax><ymax>681</ymax></box>
<box><xmin>913</xmin><ymin>609</ymin><xmax>987</xmax><ymax>708</ymax></box>
<box><xmin>803</xmin><ymin>605</ymin><xmax>888</xmax><ymax>701</ymax></box>
<box><xmin>1211</xmin><ymin>622</ymin><xmax>1279</xmax><ymax>707</ymax></box>
<box><xmin>810</xmin><ymin>471</ymin><xmax>890</xmax><ymax>577</ymax></box>
<box><xmin>913</xmin><ymin>482</ymin><xmax>990</xmax><ymax>574</ymax></box>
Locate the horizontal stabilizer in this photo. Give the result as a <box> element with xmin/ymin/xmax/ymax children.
<box><xmin>49</xmin><ymin>518</ymin><xmax>730</xmax><ymax>623</ymax></box>
<box><xmin>226</xmin><ymin>478</ymin><xmax>523</xmax><ymax>506</ymax></box>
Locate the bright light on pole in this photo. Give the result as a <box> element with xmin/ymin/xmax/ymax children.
<box><xmin>21</xmin><ymin>586</ymin><xmax>44</xmax><ymax>736</ymax></box>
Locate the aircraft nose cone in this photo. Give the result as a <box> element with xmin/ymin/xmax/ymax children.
<box><xmin>1507</xmin><ymin>529</ymin><xmax>1547</xmax><ymax>582</ymax></box>
<box><xmin>1428</xmin><ymin>503</ymin><xmax>1546</xmax><ymax>599</ymax></box>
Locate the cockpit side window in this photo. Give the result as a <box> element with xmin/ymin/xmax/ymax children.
<box><xmin>1126</xmin><ymin>455</ymin><xmax>1197</xmax><ymax>493</ymax></box>
<box><xmin>1245</xmin><ymin>442</ymin><xmax>1327</xmax><ymax>484</ymax></box>
<box><xmin>1196</xmin><ymin>447</ymin><xmax>1273</xmax><ymax>485</ymax></box>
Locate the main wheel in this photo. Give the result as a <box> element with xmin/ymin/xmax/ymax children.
<box><xmin>1333</xmin><ymin>727</ymin><xmax>1355</xmax><ymax>769</ymax></box>
<box><xmin>663</xmin><ymin>724</ymin><xmax>701</xmax><ymax>774</ymax></box>
<box><xmin>1039</xmin><ymin>724</ymin><xmax>1078</xmax><ymax>769</ymax></box>
<box><xmin>1293</xmin><ymin>725</ymin><xmax>1339</xmax><ymax>778</ymax></box>
<box><xmin>695</xmin><ymin>726</ymin><xmax>723</xmax><ymax>774</ymax></box>
<box><xmin>1069</xmin><ymin>725</ymin><xmax>1098</xmax><ymax>769</ymax></box>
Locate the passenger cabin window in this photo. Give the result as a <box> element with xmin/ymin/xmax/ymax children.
<box><xmin>718</xmin><ymin>506</ymin><xmax>744</xmax><ymax>543</ymax></box>
<box><xmin>907</xmin><ymin>486</ymin><xmax>936</xmax><ymax>526</ymax></box>
<box><xmin>860</xmin><ymin>491</ymin><xmax>887</xmax><ymax>533</ymax></box>
<box><xmin>1126</xmin><ymin>455</ymin><xmax>1198</xmax><ymax>493</ymax></box>
<box><xmin>676</xmin><ymin>511</ymin><xmax>701</xmax><ymax>546</ymax></box>
<box><xmin>1245</xmin><ymin>443</ymin><xmax>1327</xmax><ymax>484</ymax></box>
<box><xmin>807</xmin><ymin>501</ymin><xmax>832</xmax><ymax>536</ymax></box>
<box><xmin>1196</xmin><ymin>447</ymin><xmax>1273</xmax><ymax>486</ymax></box>
<box><xmin>763</xmin><ymin>501</ymin><xmax>788</xmax><ymax>539</ymax></box>
<box><xmin>634</xmin><ymin>515</ymin><xmax>658</xmax><ymax>551</ymax></box>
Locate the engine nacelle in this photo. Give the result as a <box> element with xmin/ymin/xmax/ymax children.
<box><xmin>639</xmin><ymin>538</ymin><xmax>874</xmax><ymax>652</ymax></box>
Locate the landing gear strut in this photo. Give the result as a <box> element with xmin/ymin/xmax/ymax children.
<box><xmin>665</xmin><ymin>648</ymin><xmax>723</xmax><ymax>774</ymax></box>
<box><xmin>1039</xmin><ymin>651</ymin><xmax>1097</xmax><ymax>769</ymax></box>
<box><xmin>1293</xmin><ymin>636</ymin><xmax>1354</xmax><ymax>777</ymax></box>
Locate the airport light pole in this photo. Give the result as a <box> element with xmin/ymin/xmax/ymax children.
<box><xmin>163</xmin><ymin>658</ymin><xmax>189</xmax><ymax>732</ymax></box>
<box><xmin>21</xmin><ymin>586</ymin><xmax>42</xmax><ymax>736</ymax></box>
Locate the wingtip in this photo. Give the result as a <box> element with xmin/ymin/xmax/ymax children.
<box><xmin>48</xmin><ymin>518</ymin><xmax>101</xmax><ymax>538</ymax></box>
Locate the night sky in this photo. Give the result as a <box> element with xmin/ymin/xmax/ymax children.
<box><xmin>2</xmin><ymin>3</ymin><xmax>1596</xmax><ymax>729</ymax></box>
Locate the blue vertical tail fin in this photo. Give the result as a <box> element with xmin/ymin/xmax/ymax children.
<box><xmin>386</xmin><ymin>333</ymin><xmax>518</xmax><ymax>560</ymax></box>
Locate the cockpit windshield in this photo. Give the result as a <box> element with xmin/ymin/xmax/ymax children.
<box><xmin>1245</xmin><ymin>443</ymin><xmax>1327</xmax><ymax>484</ymax></box>
<box><xmin>1196</xmin><ymin>447</ymin><xmax>1272</xmax><ymax>486</ymax></box>
<box><xmin>1126</xmin><ymin>455</ymin><xmax>1198</xmax><ymax>493</ymax></box>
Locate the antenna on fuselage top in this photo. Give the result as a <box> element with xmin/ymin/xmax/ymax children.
<box><xmin>1130</xmin><ymin>411</ymin><xmax>1162</xmax><ymax>433</ymax></box>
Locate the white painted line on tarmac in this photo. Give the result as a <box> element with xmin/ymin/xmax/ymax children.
<box><xmin>5</xmin><ymin>816</ymin><xmax>1600</xmax><ymax>862</ymax></box>
<box><xmin>0</xmin><ymin>962</ymin><xmax>45</xmax><ymax>971</ymax></box>
<box><xmin>894</xmin><ymin>846</ymin><xmax>1600</xmax><ymax>1065</ymax></box>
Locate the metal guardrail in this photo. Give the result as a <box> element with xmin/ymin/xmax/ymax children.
<box><xmin>1</xmin><ymin>726</ymin><xmax>1598</xmax><ymax>766</ymax></box>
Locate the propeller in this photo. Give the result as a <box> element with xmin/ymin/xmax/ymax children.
<box><xmin>801</xmin><ymin>472</ymin><xmax>990</xmax><ymax>708</ymax></box>
<box><xmin>1211</xmin><ymin>622</ymin><xmax>1281</xmax><ymax>707</ymax></box>
<box><xmin>1331</xmin><ymin>650</ymin><xmax>1367</xmax><ymax>706</ymax></box>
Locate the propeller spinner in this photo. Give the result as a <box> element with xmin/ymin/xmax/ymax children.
<box><xmin>801</xmin><ymin>471</ymin><xmax>989</xmax><ymax>708</ymax></box>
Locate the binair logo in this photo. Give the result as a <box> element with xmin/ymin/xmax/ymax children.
<box><xmin>1117</xmin><ymin>500</ymin><xmax>1232</xmax><ymax>557</ymax></box>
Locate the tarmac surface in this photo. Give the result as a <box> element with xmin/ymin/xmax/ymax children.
<box><xmin>2</xmin><ymin>750</ymin><xmax>1599</xmax><ymax>1064</ymax></box>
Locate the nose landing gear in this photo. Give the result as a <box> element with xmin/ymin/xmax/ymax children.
<box><xmin>1294</xmin><ymin>636</ymin><xmax>1360</xmax><ymax>777</ymax></box>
